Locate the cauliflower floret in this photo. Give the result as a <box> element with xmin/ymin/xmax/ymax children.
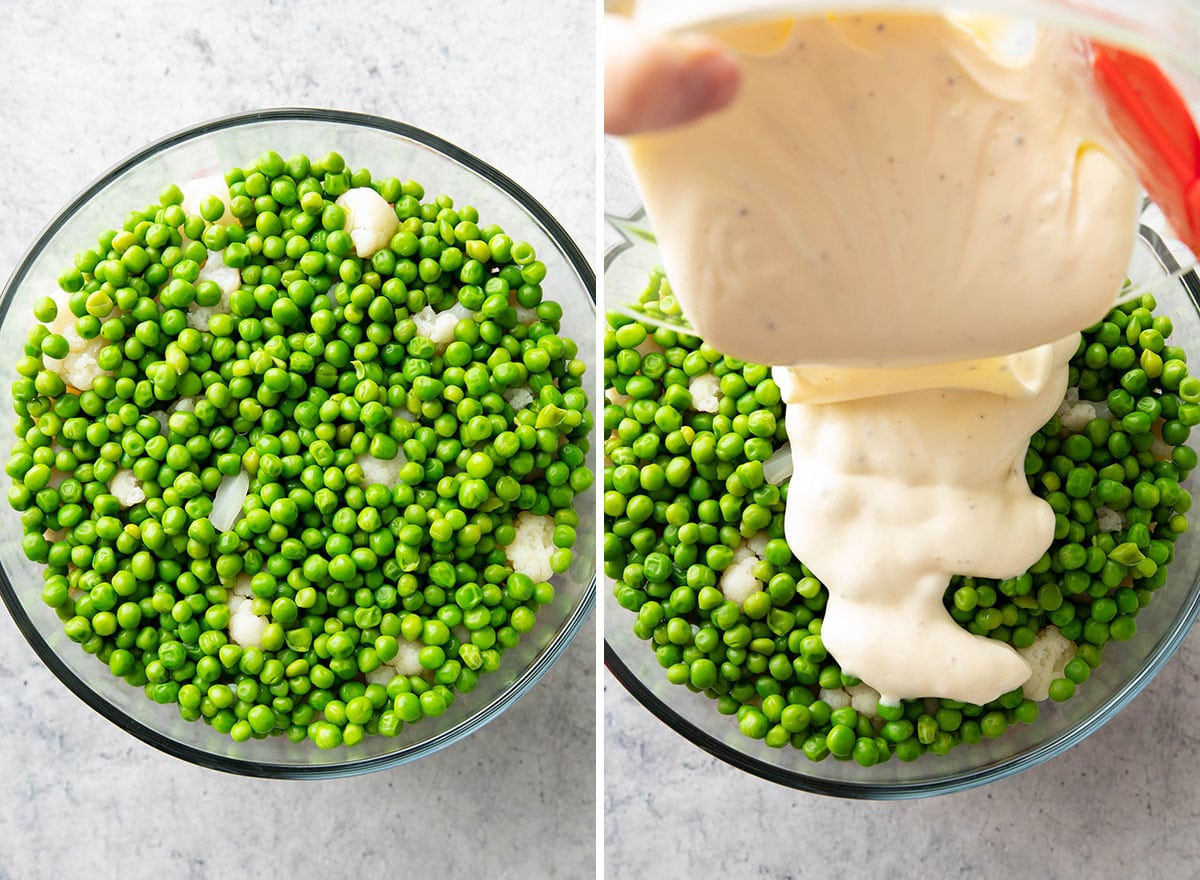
<box><xmin>504</xmin><ymin>386</ymin><xmax>535</xmax><ymax>411</ymax></box>
<box><xmin>506</xmin><ymin>512</ymin><xmax>557</xmax><ymax>583</ymax></box>
<box><xmin>847</xmin><ymin>682</ymin><xmax>882</xmax><ymax>718</ymax></box>
<box><xmin>1055</xmin><ymin>386</ymin><xmax>1108</xmax><ymax>434</ymax></box>
<box><xmin>819</xmin><ymin>687</ymin><xmax>853</xmax><ymax>710</ymax></box>
<box><xmin>718</xmin><ymin>544</ymin><xmax>762</xmax><ymax>607</ymax></box>
<box><xmin>412</xmin><ymin>302</ymin><xmax>475</xmax><ymax>347</ymax></box>
<box><xmin>362</xmin><ymin>642</ymin><xmax>430</xmax><ymax>686</ymax></box>
<box><xmin>365</xmin><ymin>666</ymin><xmax>396</xmax><ymax>687</ymax></box>
<box><xmin>689</xmin><ymin>373</ymin><xmax>721</xmax><ymax>413</ymax></box>
<box><xmin>199</xmin><ymin>249</ymin><xmax>241</xmax><ymax>295</ymax></box>
<box><xmin>187</xmin><ymin>309</ymin><xmax>216</xmax><ymax>332</ymax></box>
<box><xmin>229</xmin><ymin>604</ymin><xmax>268</xmax><ymax>648</ymax></box>
<box><xmin>60</xmin><ymin>347</ymin><xmax>106</xmax><ymax>391</ymax></box>
<box><xmin>356</xmin><ymin>451</ymin><xmax>407</xmax><ymax>488</ymax></box>
<box><xmin>747</xmin><ymin>531</ymin><xmax>769</xmax><ymax>557</ymax></box>
<box><xmin>109</xmin><ymin>470</ymin><xmax>146</xmax><ymax>507</ymax></box>
<box><xmin>149</xmin><ymin>398</ymin><xmax>201</xmax><ymax>442</ymax></box>
<box><xmin>226</xmin><ymin>576</ymin><xmax>268</xmax><ymax>647</ymax></box>
<box><xmin>389</xmin><ymin>639</ymin><xmax>426</xmax><ymax>677</ymax></box>
<box><xmin>187</xmin><ymin>250</ymin><xmax>240</xmax><ymax>330</ymax></box>
<box><xmin>1017</xmin><ymin>625</ymin><xmax>1075</xmax><ymax>701</ymax></box>
<box><xmin>43</xmin><ymin>309</ymin><xmax>110</xmax><ymax>392</ymax></box>
<box><xmin>1059</xmin><ymin>401</ymin><xmax>1098</xmax><ymax>433</ymax></box>
<box><xmin>336</xmin><ymin>187</ymin><xmax>400</xmax><ymax>258</ymax></box>
<box><xmin>181</xmin><ymin>174</ymin><xmax>234</xmax><ymax>226</ymax></box>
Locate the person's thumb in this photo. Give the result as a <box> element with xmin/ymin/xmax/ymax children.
<box><xmin>605</xmin><ymin>16</ymin><xmax>741</xmax><ymax>136</ymax></box>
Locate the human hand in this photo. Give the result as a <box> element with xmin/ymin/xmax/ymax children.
<box><xmin>604</xmin><ymin>14</ymin><xmax>741</xmax><ymax>135</ymax></box>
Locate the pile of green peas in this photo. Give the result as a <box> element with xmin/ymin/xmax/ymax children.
<box><xmin>605</xmin><ymin>269</ymin><xmax>1192</xmax><ymax>766</ymax></box>
<box><xmin>7</xmin><ymin>149</ymin><xmax>593</xmax><ymax>748</ymax></box>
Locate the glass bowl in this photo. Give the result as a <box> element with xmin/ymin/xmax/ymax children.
<box><xmin>0</xmin><ymin>108</ymin><xmax>596</xmax><ymax>778</ymax></box>
<box><xmin>604</xmin><ymin>1</ymin><xmax>1200</xmax><ymax>798</ymax></box>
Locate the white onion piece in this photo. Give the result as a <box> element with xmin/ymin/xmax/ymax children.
<box><xmin>210</xmin><ymin>470</ymin><xmax>249</xmax><ymax>531</ymax></box>
<box><xmin>763</xmin><ymin>443</ymin><xmax>793</xmax><ymax>486</ymax></box>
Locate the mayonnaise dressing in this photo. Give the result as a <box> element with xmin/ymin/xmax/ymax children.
<box><xmin>623</xmin><ymin>9</ymin><xmax>1142</xmax><ymax>705</ymax></box>
<box><xmin>777</xmin><ymin>334</ymin><xmax>1077</xmax><ymax>703</ymax></box>
<box><xmin>625</xmin><ymin>11</ymin><xmax>1140</xmax><ymax>368</ymax></box>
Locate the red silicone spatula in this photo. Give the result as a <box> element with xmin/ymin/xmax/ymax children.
<box><xmin>1092</xmin><ymin>42</ymin><xmax>1200</xmax><ymax>257</ymax></box>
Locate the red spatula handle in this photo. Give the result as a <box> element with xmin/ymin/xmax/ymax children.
<box><xmin>1092</xmin><ymin>42</ymin><xmax>1200</xmax><ymax>255</ymax></box>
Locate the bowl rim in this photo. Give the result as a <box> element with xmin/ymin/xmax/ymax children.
<box><xmin>0</xmin><ymin>107</ymin><xmax>597</xmax><ymax>778</ymax></box>
<box><xmin>602</xmin><ymin>219</ymin><xmax>1200</xmax><ymax>799</ymax></box>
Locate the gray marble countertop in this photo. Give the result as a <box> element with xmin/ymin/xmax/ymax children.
<box><xmin>606</xmin><ymin>625</ymin><xmax>1200</xmax><ymax>877</ymax></box>
<box><xmin>0</xmin><ymin>3</ymin><xmax>595</xmax><ymax>878</ymax></box>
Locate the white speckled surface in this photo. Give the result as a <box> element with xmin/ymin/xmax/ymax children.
<box><xmin>0</xmin><ymin>3</ymin><xmax>595</xmax><ymax>878</ymax></box>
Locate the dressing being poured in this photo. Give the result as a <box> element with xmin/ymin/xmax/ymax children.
<box><xmin>624</xmin><ymin>9</ymin><xmax>1142</xmax><ymax>705</ymax></box>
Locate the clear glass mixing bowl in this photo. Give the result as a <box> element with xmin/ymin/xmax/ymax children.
<box><xmin>0</xmin><ymin>109</ymin><xmax>596</xmax><ymax>778</ymax></box>
<box><xmin>605</xmin><ymin>0</ymin><xmax>1200</xmax><ymax>797</ymax></box>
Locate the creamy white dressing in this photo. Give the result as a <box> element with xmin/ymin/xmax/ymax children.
<box><xmin>777</xmin><ymin>333</ymin><xmax>1077</xmax><ymax>703</ymax></box>
<box><xmin>624</xmin><ymin>9</ymin><xmax>1142</xmax><ymax>704</ymax></box>
<box><xmin>626</xmin><ymin>12</ymin><xmax>1139</xmax><ymax>368</ymax></box>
